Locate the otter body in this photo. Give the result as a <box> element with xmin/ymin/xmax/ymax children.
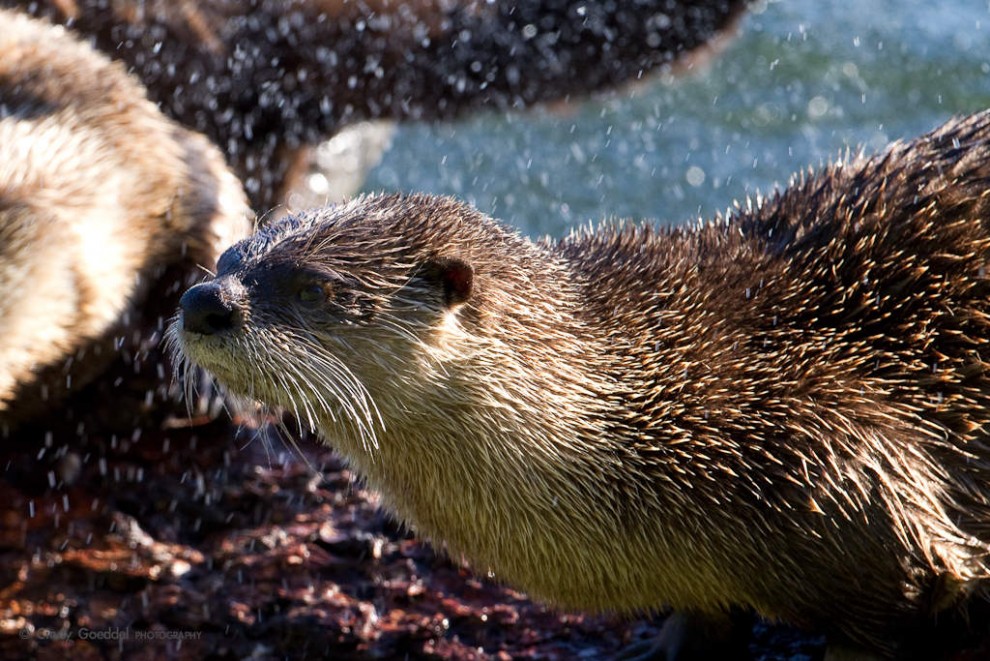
<box><xmin>174</xmin><ymin>112</ymin><xmax>990</xmax><ymax>656</ymax></box>
<box><xmin>0</xmin><ymin>9</ymin><xmax>251</xmax><ymax>426</ymax></box>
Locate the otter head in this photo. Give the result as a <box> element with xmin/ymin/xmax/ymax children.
<box><xmin>168</xmin><ymin>193</ymin><xmax>533</xmax><ymax>454</ymax></box>
<box><xmin>170</xmin><ymin>194</ymin><xmax>636</xmax><ymax>603</ymax></box>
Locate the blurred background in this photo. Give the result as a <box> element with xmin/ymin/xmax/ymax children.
<box><xmin>357</xmin><ymin>0</ymin><xmax>990</xmax><ymax>237</ymax></box>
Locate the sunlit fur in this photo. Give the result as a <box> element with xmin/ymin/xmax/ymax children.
<box><xmin>0</xmin><ymin>9</ymin><xmax>252</xmax><ymax>426</ymax></box>
<box><xmin>173</xmin><ymin>111</ymin><xmax>990</xmax><ymax>656</ymax></box>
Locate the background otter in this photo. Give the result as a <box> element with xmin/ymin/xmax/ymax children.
<box><xmin>0</xmin><ymin>9</ymin><xmax>252</xmax><ymax>429</ymax></box>
<box><xmin>175</xmin><ymin>111</ymin><xmax>990</xmax><ymax>658</ymax></box>
<box><xmin>3</xmin><ymin>0</ymin><xmax>750</xmax><ymax>211</ymax></box>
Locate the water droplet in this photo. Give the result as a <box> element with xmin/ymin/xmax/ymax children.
<box><xmin>685</xmin><ymin>165</ymin><xmax>706</xmax><ymax>187</ymax></box>
<box><xmin>807</xmin><ymin>96</ymin><xmax>829</xmax><ymax>119</ymax></box>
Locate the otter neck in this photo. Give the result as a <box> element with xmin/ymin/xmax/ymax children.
<box><xmin>320</xmin><ymin>308</ymin><xmax>708</xmax><ymax>611</ymax></box>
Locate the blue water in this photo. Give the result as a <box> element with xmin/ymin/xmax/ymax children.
<box><xmin>365</xmin><ymin>0</ymin><xmax>990</xmax><ymax>236</ymax></box>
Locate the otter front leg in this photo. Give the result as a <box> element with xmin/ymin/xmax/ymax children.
<box><xmin>615</xmin><ymin>610</ymin><xmax>752</xmax><ymax>661</ymax></box>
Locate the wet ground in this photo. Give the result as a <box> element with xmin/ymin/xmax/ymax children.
<box><xmin>0</xmin><ymin>411</ymin><xmax>829</xmax><ymax>660</ymax></box>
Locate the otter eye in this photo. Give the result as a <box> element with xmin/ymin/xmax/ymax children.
<box><xmin>297</xmin><ymin>283</ymin><xmax>325</xmax><ymax>305</ymax></box>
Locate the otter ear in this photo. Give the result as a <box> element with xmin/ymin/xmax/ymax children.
<box><xmin>423</xmin><ymin>257</ymin><xmax>473</xmax><ymax>308</ymax></box>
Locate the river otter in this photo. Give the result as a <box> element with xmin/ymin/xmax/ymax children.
<box><xmin>4</xmin><ymin>0</ymin><xmax>751</xmax><ymax>211</ymax></box>
<box><xmin>171</xmin><ymin>111</ymin><xmax>990</xmax><ymax>658</ymax></box>
<box><xmin>0</xmin><ymin>9</ymin><xmax>251</xmax><ymax>428</ymax></box>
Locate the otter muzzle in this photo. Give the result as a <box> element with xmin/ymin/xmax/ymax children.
<box><xmin>179</xmin><ymin>282</ymin><xmax>242</xmax><ymax>335</ymax></box>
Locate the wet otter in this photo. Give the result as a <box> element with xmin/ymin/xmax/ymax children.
<box><xmin>0</xmin><ymin>9</ymin><xmax>251</xmax><ymax>428</ymax></box>
<box><xmin>171</xmin><ymin>111</ymin><xmax>990</xmax><ymax>658</ymax></box>
<box><xmin>4</xmin><ymin>0</ymin><xmax>751</xmax><ymax>211</ymax></box>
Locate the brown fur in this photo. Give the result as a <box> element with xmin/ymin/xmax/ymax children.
<box><xmin>4</xmin><ymin>0</ymin><xmax>750</xmax><ymax>211</ymax></box>
<box><xmin>0</xmin><ymin>9</ymin><xmax>252</xmax><ymax>428</ymax></box>
<box><xmin>172</xmin><ymin>111</ymin><xmax>990</xmax><ymax>657</ymax></box>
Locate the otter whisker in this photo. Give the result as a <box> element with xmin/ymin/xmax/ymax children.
<box><xmin>195</xmin><ymin>263</ymin><xmax>217</xmax><ymax>278</ymax></box>
<box><xmin>274</xmin><ymin>337</ymin><xmax>340</xmax><ymax>418</ymax></box>
<box><xmin>310</xmin><ymin>351</ymin><xmax>383</xmax><ymax>428</ymax></box>
<box><xmin>294</xmin><ymin>358</ymin><xmax>381</xmax><ymax>453</ymax></box>
<box><xmin>279</xmin><ymin>356</ymin><xmax>321</xmax><ymax>432</ymax></box>
<box><xmin>376</xmin><ymin>317</ymin><xmax>425</xmax><ymax>346</ymax></box>
<box><xmin>270</xmin><ymin>339</ymin><xmax>376</xmax><ymax>456</ymax></box>
<box><xmin>280</xmin><ymin>327</ymin><xmax>384</xmax><ymax>450</ymax></box>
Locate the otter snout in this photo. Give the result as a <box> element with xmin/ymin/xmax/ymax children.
<box><xmin>179</xmin><ymin>281</ymin><xmax>243</xmax><ymax>335</ymax></box>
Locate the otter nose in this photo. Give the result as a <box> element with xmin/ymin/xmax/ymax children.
<box><xmin>179</xmin><ymin>282</ymin><xmax>241</xmax><ymax>335</ymax></box>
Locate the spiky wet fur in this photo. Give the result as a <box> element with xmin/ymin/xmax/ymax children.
<box><xmin>172</xmin><ymin>112</ymin><xmax>990</xmax><ymax>656</ymax></box>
